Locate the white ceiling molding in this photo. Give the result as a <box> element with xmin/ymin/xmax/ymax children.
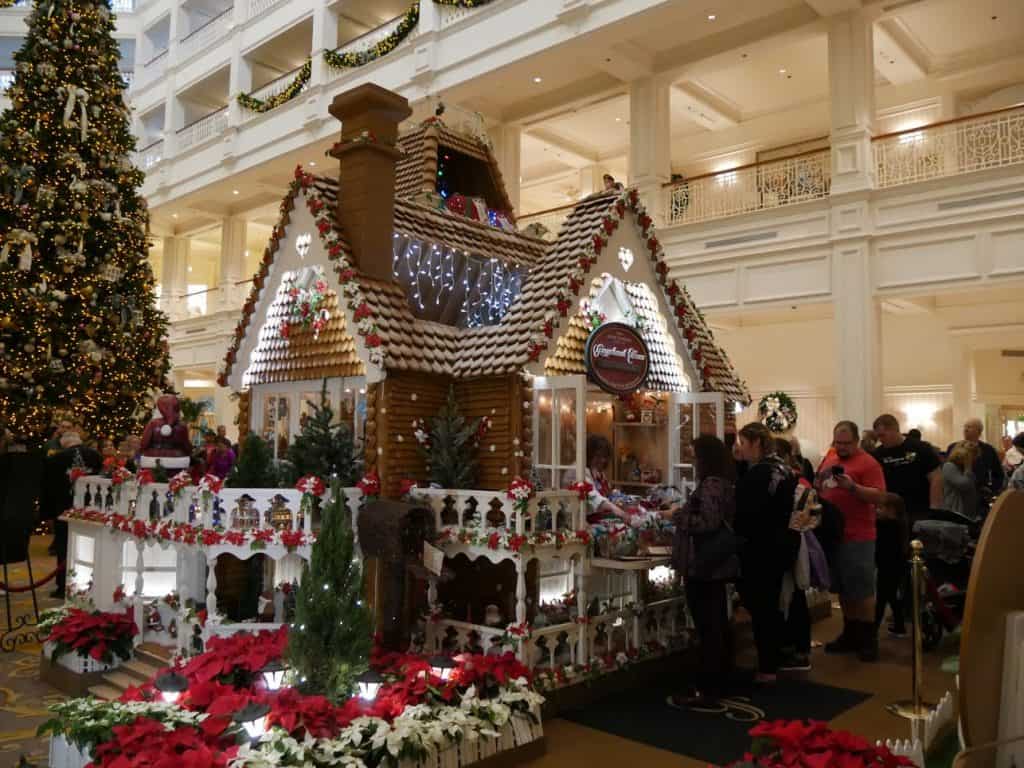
<box><xmin>874</xmin><ymin>19</ymin><xmax>929</xmax><ymax>85</ymax></box>
<box><xmin>803</xmin><ymin>0</ymin><xmax>863</xmax><ymax>16</ymax></box>
<box><xmin>588</xmin><ymin>41</ymin><xmax>655</xmax><ymax>82</ymax></box>
<box><xmin>525</xmin><ymin>127</ymin><xmax>600</xmax><ymax>168</ymax></box>
<box><xmin>673</xmin><ymin>81</ymin><xmax>740</xmax><ymax>129</ymax></box>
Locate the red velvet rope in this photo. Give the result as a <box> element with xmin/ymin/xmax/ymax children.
<box><xmin>0</xmin><ymin>564</ymin><xmax>63</xmax><ymax>593</ymax></box>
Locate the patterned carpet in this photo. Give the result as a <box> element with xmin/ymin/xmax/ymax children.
<box><xmin>0</xmin><ymin>536</ymin><xmax>63</xmax><ymax>768</ymax></box>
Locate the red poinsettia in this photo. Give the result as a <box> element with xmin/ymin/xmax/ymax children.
<box><xmin>68</xmin><ymin>466</ymin><xmax>91</xmax><ymax>483</ymax></box>
<box><xmin>398</xmin><ymin>478</ymin><xmax>418</xmax><ymax>497</ymax></box>
<box><xmin>357</xmin><ymin>471</ymin><xmax>380</xmax><ymax>498</ymax></box>
<box><xmin>740</xmin><ymin>720</ymin><xmax>917</xmax><ymax>768</ymax></box>
<box><xmin>568</xmin><ymin>481</ymin><xmax>593</xmax><ymax>501</ymax></box>
<box><xmin>250</xmin><ymin>528</ymin><xmax>275</xmax><ymax>550</ymax></box>
<box><xmin>44</xmin><ymin>607</ymin><xmax>138</xmax><ymax>665</ymax></box>
<box><xmin>180</xmin><ymin>626</ymin><xmax>288</xmax><ymax>686</ymax></box>
<box><xmin>353</xmin><ymin>301</ymin><xmax>373</xmax><ymax>321</ymax></box>
<box><xmin>280</xmin><ymin>529</ymin><xmax>306</xmax><ymax>551</ymax></box>
<box><xmin>294</xmin><ymin>474</ymin><xmax>326</xmax><ymax>497</ymax></box>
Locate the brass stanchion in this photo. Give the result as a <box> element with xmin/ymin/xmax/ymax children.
<box><xmin>887</xmin><ymin>539</ymin><xmax>934</xmax><ymax>721</ymax></box>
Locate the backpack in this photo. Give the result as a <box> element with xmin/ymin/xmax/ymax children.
<box><xmin>789</xmin><ymin>483</ymin><xmax>822</xmax><ymax>531</ymax></box>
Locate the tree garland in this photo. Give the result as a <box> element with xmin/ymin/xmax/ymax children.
<box><xmin>236</xmin><ymin>59</ymin><xmax>311</xmax><ymax>114</ymax></box>
<box><xmin>759</xmin><ymin>391</ymin><xmax>798</xmax><ymax>433</ymax></box>
<box><xmin>323</xmin><ymin>3</ymin><xmax>420</xmax><ymax>69</ymax></box>
<box><xmin>434</xmin><ymin>0</ymin><xmax>496</xmax><ymax>6</ymax></box>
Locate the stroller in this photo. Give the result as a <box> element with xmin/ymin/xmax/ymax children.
<box><xmin>911</xmin><ymin>513</ymin><xmax>978</xmax><ymax>650</ymax></box>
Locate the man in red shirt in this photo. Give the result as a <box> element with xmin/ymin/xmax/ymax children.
<box><xmin>817</xmin><ymin>421</ymin><xmax>886</xmax><ymax>661</ymax></box>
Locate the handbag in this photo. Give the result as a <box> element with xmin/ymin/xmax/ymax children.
<box><xmin>691</xmin><ymin>519</ymin><xmax>740</xmax><ymax>575</ymax></box>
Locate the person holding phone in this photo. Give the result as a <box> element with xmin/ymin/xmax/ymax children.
<box><xmin>816</xmin><ymin>421</ymin><xmax>887</xmax><ymax>662</ymax></box>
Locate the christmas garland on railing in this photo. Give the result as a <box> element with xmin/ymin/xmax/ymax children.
<box><xmin>323</xmin><ymin>3</ymin><xmax>420</xmax><ymax>69</ymax></box>
<box><xmin>236</xmin><ymin>59</ymin><xmax>311</xmax><ymax>114</ymax></box>
<box><xmin>433</xmin><ymin>0</ymin><xmax>496</xmax><ymax>6</ymax></box>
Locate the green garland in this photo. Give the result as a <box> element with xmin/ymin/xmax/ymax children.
<box><xmin>236</xmin><ymin>59</ymin><xmax>311</xmax><ymax>114</ymax></box>
<box><xmin>433</xmin><ymin>0</ymin><xmax>495</xmax><ymax>6</ymax></box>
<box><xmin>323</xmin><ymin>3</ymin><xmax>420</xmax><ymax>69</ymax></box>
<box><xmin>759</xmin><ymin>391</ymin><xmax>799</xmax><ymax>433</ymax></box>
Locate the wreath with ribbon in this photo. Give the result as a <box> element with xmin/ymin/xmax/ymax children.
<box><xmin>280</xmin><ymin>266</ymin><xmax>331</xmax><ymax>339</ymax></box>
<box><xmin>758</xmin><ymin>391</ymin><xmax>798</xmax><ymax>433</ymax></box>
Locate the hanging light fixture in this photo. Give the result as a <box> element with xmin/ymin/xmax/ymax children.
<box><xmin>233</xmin><ymin>702</ymin><xmax>271</xmax><ymax>744</ymax></box>
<box><xmin>355</xmin><ymin>668</ymin><xmax>385</xmax><ymax>701</ymax></box>
<box><xmin>428</xmin><ymin>654</ymin><xmax>456</xmax><ymax>682</ymax></box>
<box><xmin>260</xmin><ymin>659</ymin><xmax>287</xmax><ymax>691</ymax></box>
<box><xmin>153</xmin><ymin>671</ymin><xmax>189</xmax><ymax>704</ymax></box>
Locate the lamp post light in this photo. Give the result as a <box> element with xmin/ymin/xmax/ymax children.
<box><xmin>428</xmin><ymin>654</ymin><xmax>456</xmax><ymax>682</ymax></box>
<box><xmin>154</xmin><ymin>671</ymin><xmax>189</xmax><ymax>704</ymax></box>
<box><xmin>260</xmin><ymin>659</ymin><xmax>287</xmax><ymax>691</ymax></box>
<box><xmin>355</xmin><ymin>668</ymin><xmax>385</xmax><ymax>702</ymax></box>
<box><xmin>233</xmin><ymin>702</ymin><xmax>271</xmax><ymax>745</ymax></box>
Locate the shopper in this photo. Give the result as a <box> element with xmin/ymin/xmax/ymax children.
<box><xmin>662</xmin><ymin>435</ymin><xmax>737</xmax><ymax>708</ymax></box>
<box><xmin>42</xmin><ymin>432</ymin><xmax>102</xmax><ymax>598</ymax></box>
<box><xmin>942</xmin><ymin>442</ymin><xmax>979</xmax><ymax>519</ymax></box>
<box><xmin>946</xmin><ymin>418</ymin><xmax>1004</xmax><ymax>498</ymax></box>
<box><xmin>870</xmin><ymin>414</ymin><xmax>942</xmax><ymax>637</ymax></box>
<box><xmin>208</xmin><ymin>436</ymin><xmax>237</xmax><ymax>479</ymax></box>
<box><xmin>817</xmin><ymin>421</ymin><xmax>886</xmax><ymax>662</ymax></box>
<box><xmin>734</xmin><ymin>422</ymin><xmax>799</xmax><ymax>684</ymax></box>
<box><xmin>1003</xmin><ymin>433</ymin><xmax>1024</xmax><ymax>476</ymax></box>
<box><xmin>789</xmin><ymin>436</ymin><xmax>815</xmax><ymax>483</ymax></box>
<box><xmin>859</xmin><ymin>429</ymin><xmax>878</xmax><ymax>453</ymax></box>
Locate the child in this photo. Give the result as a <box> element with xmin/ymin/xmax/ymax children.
<box><xmin>875</xmin><ymin>492</ymin><xmax>908</xmax><ymax>637</ymax></box>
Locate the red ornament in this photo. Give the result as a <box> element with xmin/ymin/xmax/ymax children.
<box><xmin>602</xmin><ymin>218</ymin><xmax>616</xmax><ymax>235</ymax></box>
<box><xmin>316</xmin><ymin>219</ymin><xmax>331</xmax><ymax>235</ymax></box>
<box><xmin>557</xmin><ymin>298</ymin><xmax>571</xmax><ymax>317</ymax></box>
<box><xmin>543</xmin><ymin>320</ymin><xmax>554</xmax><ymax>338</ymax></box>
<box><xmin>592</xmin><ymin>234</ymin><xmax>606</xmax><ymax>254</ymax></box>
<box><xmin>568</xmin><ymin>278</ymin><xmax>581</xmax><ymax>295</ymax></box>
<box><xmin>446</xmin><ymin>194</ymin><xmax>467</xmax><ymax>216</ymax></box>
<box><xmin>655</xmin><ymin>261</ymin><xmax>668</xmax><ymax>275</ymax></box>
<box><xmin>647</xmin><ymin>236</ymin><xmax>659</xmax><ymax>253</ymax></box>
<box><xmin>666</xmin><ymin>283</ymin><xmax>679</xmax><ymax>298</ymax></box>
<box><xmin>578</xmin><ymin>257</ymin><xmax>591</xmax><ymax>271</ymax></box>
<box><xmin>615</xmin><ymin>201</ymin><xmax>625</xmax><ymax>218</ymax></box>
<box><xmin>364</xmin><ymin>332</ymin><xmax>382</xmax><ymax>348</ymax></box>
<box><xmin>328</xmin><ymin>244</ymin><xmax>343</xmax><ymax>258</ymax></box>
<box><xmin>353</xmin><ymin>302</ymin><xmax>373</xmax><ymax>321</ymax></box>
<box><xmin>338</xmin><ymin>267</ymin><xmax>355</xmax><ymax>282</ymax></box>
<box><xmin>675</xmin><ymin>303</ymin><xmax>687</xmax><ymax>318</ymax></box>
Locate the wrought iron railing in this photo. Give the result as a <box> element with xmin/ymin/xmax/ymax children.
<box><xmin>176</xmin><ymin>107</ymin><xmax>228</xmax><ymax>151</ymax></box>
<box><xmin>177</xmin><ymin>8</ymin><xmax>232</xmax><ymax>63</ymax></box>
<box><xmin>666</xmin><ymin>148</ymin><xmax>831</xmax><ymax>225</ymax></box>
<box><xmin>873</xmin><ymin>104</ymin><xmax>1024</xmax><ymax>188</ymax></box>
<box><xmin>518</xmin><ymin>203</ymin><xmax>576</xmax><ymax>241</ymax></box>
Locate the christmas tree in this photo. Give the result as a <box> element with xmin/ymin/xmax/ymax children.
<box><xmin>286</xmin><ymin>476</ymin><xmax>371</xmax><ymax>699</ymax></box>
<box><xmin>283</xmin><ymin>381</ymin><xmax>361</xmax><ymax>486</ymax></box>
<box><xmin>225</xmin><ymin>432</ymin><xmax>279</xmax><ymax>488</ymax></box>
<box><xmin>419</xmin><ymin>385</ymin><xmax>484</xmax><ymax>488</ymax></box>
<box><xmin>0</xmin><ymin>0</ymin><xmax>169</xmax><ymax>445</ymax></box>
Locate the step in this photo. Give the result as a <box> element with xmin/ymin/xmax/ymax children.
<box><xmin>102</xmin><ymin>671</ymin><xmax>142</xmax><ymax>692</ymax></box>
<box><xmin>88</xmin><ymin>685</ymin><xmax>124</xmax><ymax>701</ymax></box>
<box><xmin>121</xmin><ymin>658</ymin><xmax>161</xmax><ymax>682</ymax></box>
<box><xmin>136</xmin><ymin>642</ymin><xmax>174</xmax><ymax>661</ymax></box>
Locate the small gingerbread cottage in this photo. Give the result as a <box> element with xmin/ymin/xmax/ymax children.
<box><xmin>221</xmin><ymin>83</ymin><xmax>749</xmax><ymax>499</ymax></box>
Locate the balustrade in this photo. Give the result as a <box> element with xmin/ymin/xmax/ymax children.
<box><xmin>874</xmin><ymin>105</ymin><xmax>1024</xmax><ymax>188</ymax></box>
<box><xmin>178</xmin><ymin>9</ymin><xmax>232</xmax><ymax>63</ymax></box>
<box><xmin>242</xmin><ymin>64</ymin><xmax>310</xmax><ymax>116</ymax></box>
<box><xmin>415</xmin><ymin>488</ymin><xmax>582</xmax><ymax>539</ymax></box>
<box><xmin>248</xmin><ymin>0</ymin><xmax>285</xmax><ymax>20</ymax></box>
<box><xmin>329</xmin><ymin>12</ymin><xmax>411</xmax><ymax>68</ymax></box>
<box><xmin>136</xmin><ymin>49</ymin><xmax>168</xmax><ymax>91</ymax></box>
<box><xmin>176</xmin><ymin>108</ymin><xmax>228</xmax><ymax>152</ymax></box>
<box><xmin>518</xmin><ymin>204</ymin><xmax>574</xmax><ymax>241</ymax></box>
<box><xmin>667</xmin><ymin>149</ymin><xmax>831</xmax><ymax>226</ymax></box>
<box><xmin>135</xmin><ymin>139</ymin><xmax>164</xmax><ymax>170</ymax></box>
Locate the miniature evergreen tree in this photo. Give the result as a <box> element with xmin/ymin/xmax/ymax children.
<box><xmin>0</xmin><ymin>0</ymin><xmax>169</xmax><ymax>445</ymax></box>
<box><xmin>283</xmin><ymin>381</ymin><xmax>361</xmax><ymax>485</ymax></box>
<box><xmin>286</xmin><ymin>476</ymin><xmax>371</xmax><ymax>699</ymax></box>
<box><xmin>225</xmin><ymin>433</ymin><xmax>279</xmax><ymax>488</ymax></box>
<box><xmin>420</xmin><ymin>385</ymin><xmax>483</xmax><ymax>489</ymax></box>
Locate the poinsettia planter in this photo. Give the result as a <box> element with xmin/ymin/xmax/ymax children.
<box><xmin>48</xmin><ymin>734</ymin><xmax>91</xmax><ymax>768</ymax></box>
<box><xmin>394</xmin><ymin>709</ymin><xmax>545</xmax><ymax>768</ymax></box>
<box><xmin>40</xmin><ymin>641</ymin><xmax>128</xmax><ymax>696</ymax></box>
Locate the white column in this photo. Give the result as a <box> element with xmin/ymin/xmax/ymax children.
<box><xmin>310</xmin><ymin>0</ymin><xmax>339</xmax><ymax>87</ymax></box>
<box><xmin>827</xmin><ymin>10</ymin><xmax>875</xmax><ymax>194</ymax></box>
<box><xmin>213</xmin><ymin>385</ymin><xmax>238</xmax><ymax>440</ymax></box>
<box><xmin>218</xmin><ymin>215</ymin><xmax>248</xmax><ymax>310</ymax></box>
<box><xmin>951</xmin><ymin>343</ymin><xmax>974</xmax><ymax>438</ymax></box>
<box><xmin>227</xmin><ymin>36</ymin><xmax>253</xmax><ymax>128</ymax></box>
<box><xmin>493</xmin><ymin>124</ymin><xmax>522</xmax><ymax>215</ymax></box>
<box><xmin>628</xmin><ymin>76</ymin><xmax>671</xmax><ymax>224</ymax></box>
<box><xmin>161</xmin><ymin>236</ymin><xmax>189</xmax><ymax>321</ymax></box>
<box><xmin>579</xmin><ymin>165</ymin><xmax>609</xmax><ymax>198</ymax></box>
<box><xmin>833</xmin><ymin>241</ymin><xmax>881</xmax><ymax>429</ymax></box>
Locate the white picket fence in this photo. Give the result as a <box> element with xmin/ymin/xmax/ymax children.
<box><xmin>415</xmin><ymin>488</ymin><xmax>583</xmax><ymax>537</ymax></box>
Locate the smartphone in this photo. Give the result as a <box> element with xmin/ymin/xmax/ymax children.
<box><xmin>831</xmin><ymin>465</ymin><xmax>845</xmax><ymax>477</ymax></box>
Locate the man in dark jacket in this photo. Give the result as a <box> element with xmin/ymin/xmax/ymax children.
<box><xmin>946</xmin><ymin>418</ymin><xmax>1004</xmax><ymax>500</ymax></box>
<box><xmin>42</xmin><ymin>432</ymin><xmax>102</xmax><ymax>597</ymax></box>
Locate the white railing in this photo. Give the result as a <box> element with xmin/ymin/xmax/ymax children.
<box><xmin>135</xmin><ymin>49</ymin><xmax>168</xmax><ymax>91</ymax></box>
<box><xmin>667</xmin><ymin>149</ymin><xmax>831</xmax><ymax>225</ymax></box>
<box><xmin>874</xmin><ymin>105</ymin><xmax>1024</xmax><ymax>189</ymax></box>
<box><xmin>176</xmin><ymin>107</ymin><xmax>228</xmax><ymax>151</ymax></box>
<box><xmin>415</xmin><ymin>488</ymin><xmax>583</xmax><ymax>539</ymax></box>
<box><xmin>111</xmin><ymin>0</ymin><xmax>135</xmax><ymax>11</ymax></box>
<box><xmin>245</xmin><ymin>64</ymin><xmax>309</xmax><ymax>111</ymax></box>
<box><xmin>518</xmin><ymin>204</ymin><xmax>575</xmax><ymax>241</ymax></box>
<box><xmin>177</xmin><ymin>9</ymin><xmax>232</xmax><ymax>63</ymax></box>
<box><xmin>438</xmin><ymin>1</ymin><xmax>484</xmax><ymax>27</ymax></box>
<box><xmin>248</xmin><ymin>0</ymin><xmax>285</xmax><ymax>20</ymax></box>
<box><xmin>327</xmin><ymin>12</ymin><xmax>412</xmax><ymax>73</ymax></box>
<box><xmin>135</xmin><ymin>139</ymin><xmax>164</xmax><ymax>170</ymax></box>
<box><xmin>0</xmin><ymin>70</ymin><xmax>15</xmax><ymax>93</ymax></box>
<box><xmin>121</xmin><ymin>71</ymin><xmax>133</xmax><ymax>88</ymax></box>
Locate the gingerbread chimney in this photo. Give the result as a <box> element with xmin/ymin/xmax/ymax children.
<box><xmin>328</xmin><ymin>84</ymin><xmax>413</xmax><ymax>283</ymax></box>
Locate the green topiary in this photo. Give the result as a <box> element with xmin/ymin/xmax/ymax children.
<box><xmin>225</xmin><ymin>433</ymin><xmax>280</xmax><ymax>488</ymax></box>
<box><xmin>282</xmin><ymin>381</ymin><xmax>362</xmax><ymax>486</ymax></box>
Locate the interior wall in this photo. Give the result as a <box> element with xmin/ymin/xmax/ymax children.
<box><xmin>974</xmin><ymin>350</ymin><xmax>1024</xmax><ymax>404</ymax></box>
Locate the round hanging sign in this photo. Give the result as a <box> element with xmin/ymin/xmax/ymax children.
<box><xmin>585</xmin><ymin>322</ymin><xmax>650</xmax><ymax>395</ymax></box>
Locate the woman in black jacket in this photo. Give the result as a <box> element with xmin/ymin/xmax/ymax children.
<box><xmin>662</xmin><ymin>435</ymin><xmax>738</xmax><ymax>708</ymax></box>
<box><xmin>734</xmin><ymin>422</ymin><xmax>800</xmax><ymax>684</ymax></box>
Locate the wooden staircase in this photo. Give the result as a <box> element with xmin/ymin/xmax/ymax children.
<box><xmin>88</xmin><ymin>643</ymin><xmax>172</xmax><ymax>700</ymax></box>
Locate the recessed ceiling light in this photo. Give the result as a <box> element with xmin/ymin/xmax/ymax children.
<box><xmin>707</xmin><ymin>13</ymin><xmax>716</xmax><ymax>21</ymax></box>
<box><xmin>171</xmin><ymin>213</ymin><xmax>178</xmax><ymax>219</ymax></box>
<box><xmin>532</xmin><ymin>76</ymin><xmax>543</xmax><ymax>83</ymax></box>
<box><xmin>187</xmin><ymin>265</ymin><xmax>193</xmax><ymax>272</ymax></box>
<box><xmin>615</xmin><ymin>117</ymin><xmax>622</xmax><ymax>122</ymax></box>
<box><xmin>309</xmin><ymin>161</ymin><xmax>316</xmax><ymax>167</ymax></box>
<box><xmin>232</xmin><ymin>189</ymin><xmax>239</xmax><ymax>195</ymax></box>
<box><xmin>778</xmin><ymin>68</ymin><xmax>787</xmax><ymax>75</ymax></box>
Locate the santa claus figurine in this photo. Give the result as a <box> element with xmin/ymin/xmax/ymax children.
<box><xmin>139</xmin><ymin>394</ymin><xmax>192</xmax><ymax>470</ymax></box>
